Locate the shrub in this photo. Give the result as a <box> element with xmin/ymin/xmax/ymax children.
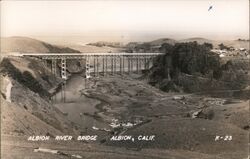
<box><xmin>0</xmin><ymin>58</ymin><xmax>49</xmax><ymax>97</ymax></box>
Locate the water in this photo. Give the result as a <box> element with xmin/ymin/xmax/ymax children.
<box><xmin>53</xmin><ymin>75</ymin><xmax>110</xmax><ymax>132</ymax></box>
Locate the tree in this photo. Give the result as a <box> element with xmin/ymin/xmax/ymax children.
<box><xmin>218</xmin><ymin>43</ymin><xmax>229</xmax><ymax>50</ymax></box>
<box><xmin>160</xmin><ymin>43</ymin><xmax>174</xmax><ymax>53</ymax></box>
<box><xmin>204</xmin><ymin>43</ymin><xmax>213</xmax><ymax>49</ymax></box>
<box><xmin>171</xmin><ymin>42</ymin><xmax>219</xmax><ymax>75</ymax></box>
<box><xmin>150</xmin><ymin>42</ymin><xmax>220</xmax><ymax>82</ymax></box>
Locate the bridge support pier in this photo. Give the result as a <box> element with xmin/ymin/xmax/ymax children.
<box><xmin>114</xmin><ymin>56</ymin><xmax>117</xmax><ymax>74</ymax></box>
<box><xmin>136</xmin><ymin>57</ymin><xmax>139</xmax><ymax>73</ymax></box>
<box><xmin>61</xmin><ymin>58</ymin><xmax>67</xmax><ymax>80</ymax></box>
<box><xmin>105</xmin><ymin>56</ymin><xmax>108</xmax><ymax>76</ymax></box>
<box><xmin>96</xmin><ymin>56</ymin><xmax>99</xmax><ymax>77</ymax></box>
<box><xmin>122</xmin><ymin>56</ymin><xmax>125</xmax><ymax>73</ymax></box>
<box><xmin>128</xmin><ymin>57</ymin><xmax>130</xmax><ymax>73</ymax></box>
<box><xmin>139</xmin><ymin>57</ymin><xmax>142</xmax><ymax>72</ymax></box>
<box><xmin>61</xmin><ymin>81</ymin><xmax>66</xmax><ymax>102</ymax></box>
<box><xmin>43</xmin><ymin>60</ymin><xmax>47</xmax><ymax>68</ymax></box>
<box><xmin>131</xmin><ymin>57</ymin><xmax>133</xmax><ymax>73</ymax></box>
<box><xmin>120</xmin><ymin>56</ymin><xmax>122</xmax><ymax>74</ymax></box>
<box><xmin>147</xmin><ymin>57</ymin><xmax>150</xmax><ymax>69</ymax></box>
<box><xmin>85</xmin><ymin>57</ymin><xmax>90</xmax><ymax>78</ymax></box>
<box><xmin>93</xmin><ymin>56</ymin><xmax>96</xmax><ymax>77</ymax></box>
<box><xmin>112</xmin><ymin>57</ymin><xmax>114</xmax><ymax>74</ymax></box>
<box><xmin>131</xmin><ymin>57</ymin><xmax>134</xmax><ymax>72</ymax></box>
<box><xmin>51</xmin><ymin>59</ymin><xmax>57</xmax><ymax>77</ymax></box>
<box><xmin>102</xmin><ymin>57</ymin><xmax>105</xmax><ymax>76</ymax></box>
<box><xmin>130</xmin><ymin>57</ymin><xmax>133</xmax><ymax>73</ymax></box>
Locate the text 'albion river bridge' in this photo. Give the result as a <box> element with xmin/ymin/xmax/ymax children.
<box><xmin>11</xmin><ymin>52</ymin><xmax>164</xmax><ymax>80</ymax></box>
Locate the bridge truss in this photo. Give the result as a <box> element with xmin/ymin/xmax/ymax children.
<box><xmin>7</xmin><ymin>52</ymin><xmax>164</xmax><ymax>80</ymax></box>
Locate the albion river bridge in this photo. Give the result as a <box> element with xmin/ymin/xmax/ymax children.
<box><xmin>6</xmin><ymin>52</ymin><xmax>164</xmax><ymax>102</ymax></box>
<box><xmin>9</xmin><ymin>52</ymin><xmax>164</xmax><ymax>79</ymax></box>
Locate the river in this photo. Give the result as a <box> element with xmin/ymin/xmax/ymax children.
<box><xmin>53</xmin><ymin>75</ymin><xmax>111</xmax><ymax>134</ymax></box>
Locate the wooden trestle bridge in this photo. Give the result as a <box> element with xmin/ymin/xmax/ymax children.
<box><xmin>9</xmin><ymin>52</ymin><xmax>164</xmax><ymax>80</ymax></box>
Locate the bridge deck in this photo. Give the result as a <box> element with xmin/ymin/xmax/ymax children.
<box><xmin>5</xmin><ymin>52</ymin><xmax>164</xmax><ymax>56</ymax></box>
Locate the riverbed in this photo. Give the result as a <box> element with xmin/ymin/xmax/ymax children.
<box><xmin>51</xmin><ymin>74</ymin><xmax>249</xmax><ymax>159</ymax></box>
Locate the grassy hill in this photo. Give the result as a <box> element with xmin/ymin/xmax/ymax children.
<box><xmin>125</xmin><ymin>37</ymin><xmax>249</xmax><ymax>53</ymax></box>
<box><xmin>149</xmin><ymin>38</ymin><xmax>177</xmax><ymax>46</ymax></box>
<box><xmin>222</xmin><ymin>40</ymin><xmax>249</xmax><ymax>50</ymax></box>
<box><xmin>1</xmin><ymin>36</ymin><xmax>80</xmax><ymax>53</ymax></box>
<box><xmin>68</xmin><ymin>44</ymin><xmax>124</xmax><ymax>53</ymax></box>
<box><xmin>179</xmin><ymin>37</ymin><xmax>213</xmax><ymax>44</ymax></box>
<box><xmin>179</xmin><ymin>37</ymin><xmax>249</xmax><ymax>49</ymax></box>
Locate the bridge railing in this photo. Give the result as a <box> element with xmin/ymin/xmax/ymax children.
<box><xmin>3</xmin><ymin>52</ymin><xmax>165</xmax><ymax>60</ymax></box>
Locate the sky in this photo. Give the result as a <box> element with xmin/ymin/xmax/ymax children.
<box><xmin>1</xmin><ymin>0</ymin><xmax>249</xmax><ymax>42</ymax></box>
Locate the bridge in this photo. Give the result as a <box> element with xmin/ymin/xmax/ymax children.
<box><xmin>7</xmin><ymin>52</ymin><xmax>165</xmax><ymax>80</ymax></box>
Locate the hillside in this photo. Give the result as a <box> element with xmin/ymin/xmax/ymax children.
<box><xmin>125</xmin><ymin>37</ymin><xmax>249</xmax><ymax>53</ymax></box>
<box><xmin>0</xmin><ymin>37</ymin><xmax>83</xmax><ymax>136</ymax></box>
<box><xmin>0</xmin><ymin>57</ymin><xmax>77</xmax><ymax>136</ymax></box>
<box><xmin>68</xmin><ymin>44</ymin><xmax>124</xmax><ymax>53</ymax></box>
<box><xmin>148</xmin><ymin>38</ymin><xmax>177</xmax><ymax>46</ymax></box>
<box><xmin>1</xmin><ymin>36</ymin><xmax>80</xmax><ymax>53</ymax></box>
<box><xmin>179</xmin><ymin>37</ymin><xmax>213</xmax><ymax>44</ymax></box>
<box><xmin>179</xmin><ymin>37</ymin><xmax>249</xmax><ymax>49</ymax></box>
<box><xmin>149</xmin><ymin>41</ymin><xmax>250</xmax><ymax>98</ymax></box>
<box><xmin>87</xmin><ymin>41</ymin><xmax>123</xmax><ymax>48</ymax></box>
<box><xmin>222</xmin><ymin>40</ymin><xmax>249</xmax><ymax>50</ymax></box>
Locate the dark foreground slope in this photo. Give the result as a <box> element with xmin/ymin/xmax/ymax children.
<box><xmin>0</xmin><ymin>57</ymin><xmax>77</xmax><ymax>136</ymax></box>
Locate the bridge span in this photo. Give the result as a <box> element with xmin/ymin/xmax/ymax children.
<box><xmin>6</xmin><ymin>52</ymin><xmax>165</xmax><ymax>80</ymax></box>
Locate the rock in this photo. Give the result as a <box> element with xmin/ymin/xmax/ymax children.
<box><xmin>34</xmin><ymin>147</ymin><xmax>58</xmax><ymax>154</ymax></box>
<box><xmin>191</xmin><ymin>109</ymin><xmax>214</xmax><ymax>120</ymax></box>
<box><xmin>34</xmin><ymin>147</ymin><xmax>82</xmax><ymax>158</ymax></box>
<box><xmin>172</xmin><ymin>96</ymin><xmax>185</xmax><ymax>100</ymax></box>
<box><xmin>243</xmin><ymin>125</ymin><xmax>250</xmax><ymax>130</ymax></box>
<box><xmin>191</xmin><ymin>110</ymin><xmax>202</xmax><ymax>118</ymax></box>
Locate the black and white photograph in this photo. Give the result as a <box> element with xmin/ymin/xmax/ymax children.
<box><xmin>0</xmin><ymin>0</ymin><xmax>249</xmax><ymax>158</ymax></box>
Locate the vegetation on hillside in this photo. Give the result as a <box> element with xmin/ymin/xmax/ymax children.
<box><xmin>151</xmin><ymin>42</ymin><xmax>220</xmax><ymax>80</ymax></box>
<box><xmin>41</xmin><ymin>42</ymin><xmax>80</xmax><ymax>53</ymax></box>
<box><xmin>149</xmin><ymin>42</ymin><xmax>250</xmax><ymax>94</ymax></box>
<box><xmin>0</xmin><ymin>58</ymin><xmax>50</xmax><ymax>98</ymax></box>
